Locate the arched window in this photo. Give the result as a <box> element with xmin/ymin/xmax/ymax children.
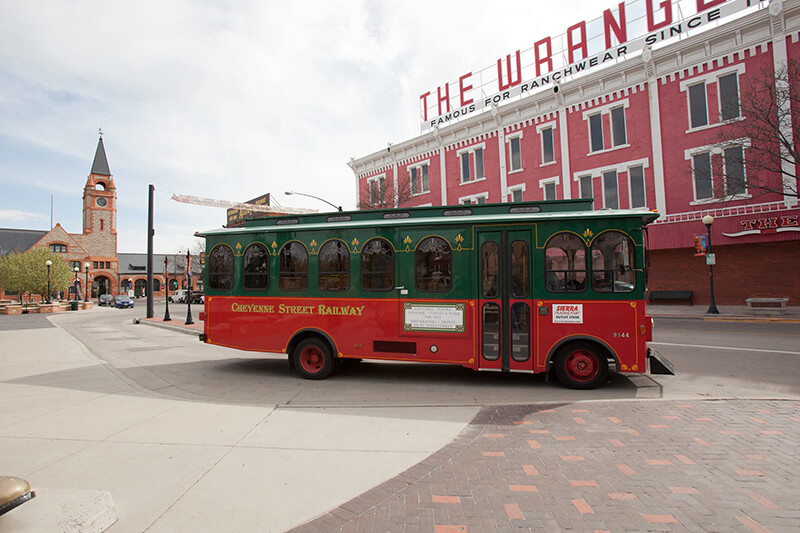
<box><xmin>279</xmin><ymin>241</ymin><xmax>308</xmax><ymax>291</ymax></box>
<box><xmin>415</xmin><ymin>236</ymin><xmax>452</xmax><ymax>292</ymax></box>
<box><xmin>152</xmin><ymin>278</ymin><xmax>160</xmax><ymax>294</ymax></box>
<box><xmin>361</xmin><ymin>238</ymin><xmax>393</xmax><ymax>291</ymax></box>
<box><xmin>243</xmin><ymin>243</ymin><xmax>270</xmax><ymax>290</ymax></box>
<box><xmin>319</xmin><ymin>239</ymin><xmax>350</xmax><ymax>291</ymax></box>
<box><xmin>591</xmin><ymin>231</ymin><xmax>635</xmax><ymax>293</ymax></box>
<box><xmin>208</xmin><ymin>244</ymin><xmax>234</xmax><ymax>290</ymax></box>
<box><xmin>544</xmin><ymin>233</ymin><xmax>587</xmax><ymax>292</ymax></box>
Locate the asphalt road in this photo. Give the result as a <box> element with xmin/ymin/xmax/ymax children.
<box><xmin>3</xmin><ymin>308</ymin><xmax>798</xmax><ymax>406</ymax></box>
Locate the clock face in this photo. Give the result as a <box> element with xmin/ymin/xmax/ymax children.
<box><xmin>96</xmin><ymin>197</ymin><xmax>108</xmax><ymax>207</ymax></box>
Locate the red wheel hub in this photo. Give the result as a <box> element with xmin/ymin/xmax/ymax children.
<box><xmin>299</xmin><ymin>346</ymin><xmax>324</xmax><ymax>373</ymax></box>
<box><xmin>564</xmin><ymin>350</ymin><xmax>599</xmax><ymax>383</ymax></box>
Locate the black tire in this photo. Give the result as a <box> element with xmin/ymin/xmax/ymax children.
<box><xmin>292</xmin><ymin>338</ymin><xmax>336</xmax><ymax>380</ymax></box>
<box><xmin>553</xmin><ymin>341</ymin><xmax>609</xmax><ymax>390</ymax></box>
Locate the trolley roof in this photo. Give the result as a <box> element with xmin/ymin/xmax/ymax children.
<box><xmin>197</xmin><ymin>199</ymin><xmax>659</xmax><ymax>238</ymax></box>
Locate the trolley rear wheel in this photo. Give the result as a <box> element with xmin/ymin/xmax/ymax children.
<box><xmin>554</xmin><ymin>341</ymin><xmax>608</xmax><ymax>390</ymax></box>
<box><xmin>292</xmin><ymin>338</ymin><xmax>335</xmax><ymax>380</ymax></box>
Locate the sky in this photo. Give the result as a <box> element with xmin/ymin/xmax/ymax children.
<box><xmin>1</xmin><ymin>0</ymin><xmax>632</xmax><ymax>254</ymax></box>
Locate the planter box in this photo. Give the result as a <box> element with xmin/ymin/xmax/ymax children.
<box><xmin>0</xmin><ymin>305</ymin><xmax>22</xmax><ymax>315</ymax></box>
<box><xmin>39</xmin><ymin>304</ymin><xmax>59</xmax><ymax>314</ymax></box>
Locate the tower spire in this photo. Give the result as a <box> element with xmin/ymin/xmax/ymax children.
<box><xmin>91</xmin><ymin>134</ymin><xmax>111</xmax><ymax>176</ymax></box>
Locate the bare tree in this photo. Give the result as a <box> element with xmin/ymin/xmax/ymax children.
<box><xmin>715</xmin><ymin>59</ymin><xmax>799</xmax><ymax>199</ymax></box>
<box><xmin>357</xmin><ymin>174</ymin><xmax>416</xmax><ymax>210</ymax></box>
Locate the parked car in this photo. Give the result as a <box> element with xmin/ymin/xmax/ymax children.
<box><xmin>98</xmin><ymin>294</ymin><xmax>113</xmax><ymax>306</ymax></box>
<box><xmin>191</xmin><ymin>292</ymin><xmax>204</xmax><ymax>304</ymax></box>
<box><xmin>113</xmin><ymin>295</ymin><xmax>135</xmax><ymax>309</ymax></box>
<box><xmin>169</xmin><ymin>290</ymin><xmax>187</xmax><ymax>303</ymax></box>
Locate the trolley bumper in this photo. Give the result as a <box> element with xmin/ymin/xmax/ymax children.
<box><xmin>647</xmin><ymin>348</ymin><xmax>675</xmax><ymax>375</ymax></box>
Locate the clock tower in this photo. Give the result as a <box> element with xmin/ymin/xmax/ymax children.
<box><xmin>82</xmin><ymin>135</ymin><xmax>117</xmax><ymax>258</ymax></box>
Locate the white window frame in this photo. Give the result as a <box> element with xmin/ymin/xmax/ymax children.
<box><xmin>367</xmin><ymin>174</ymin><xmax>386</xmax><ymax>205</ymax></box>
<box><xmin>506</xmin><ymin>133</ymin><xmax>524</xmax><ymax>173</ymax></box>
<box><xmin>582</xmin><ymin>98</ymin><xmax>630</xmax><ymax>155</ymax></box>
<box><xmin>684</xmin><ymin>139</ymin><xmax>751</xmax><ymax>204</ymax></box>
<box><xmin>680</xmin><ymin>64</ymin><xmax>746</xmax><ymax>133</ymax></box>
<box><xmin>602</xmin><ymin>170</ymin><xmax>619</xmax><ymax>209</ymax></box>
<box><xmin>538</xmin><ymin>176</ymin><xmax>560</xmax><ymax>201</ymax></box>
<box><xmin>508</xmin><ymin>184</ymin><xmax>526</xmax><ymax>202</ymax></box>
<box><xmin>457</xmin><ymin>142</ymin><xmax>487</xmax><ymax>184</ymax></box>
<box><xmin>578</xmin><ymin>174</ymin><xmax>593</xmax><ymax>200</ymax></box>
<box><xmin>458</xmin><ymin>192</ymin><xmax>489</xmax><ymax>204</ymax></box>
<box><xmin>536</xmin><ymin>121</ymin><xmax>557</xmax><ymax>167</ymax></box>
<box><xmin>407</xmin><ymin>159</ymin><xmax>431</xmax><ymax>196</ymax></box>
<box><xmin>627</xmin><ymin>164</ymin><xmax>647</xmax><ymax>209</ymax></box>
<box><xmin>572</xmin><ymin>158</ymin><xmax>650</xmax><ymax>210</ymax></box>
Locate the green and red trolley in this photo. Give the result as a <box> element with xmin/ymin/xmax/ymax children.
<box><xmin>197</xmin><ymin>199</ymin><xmax>672</xmax><ymax>389</ymax></box>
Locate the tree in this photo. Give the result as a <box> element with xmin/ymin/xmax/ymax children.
<box><xmin>0</xmin><ymin>248</ymin><xmax>73</xmax><ymax>302</ymax></box>
<box><xmin>357</xmin><ymin>174</ymin><xmax>416</xmax><ymax>210</ymax></box>
<box><xmin>715</xmin><ymin>59</ymin><xmax>799</xmax><ymax>199</ymax></box>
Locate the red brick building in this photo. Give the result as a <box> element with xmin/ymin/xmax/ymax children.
<box><xmin>349</xmin><ymin>0</ymin><xmax>800</xmax><ymax>305</ymax></box>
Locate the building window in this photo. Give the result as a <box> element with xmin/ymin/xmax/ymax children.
<box><xmin>589</xmin><ymin>113</ymin><xmax>604</xmax><ymax>152</ymax></box>
<box><xmin>279</xmin><ymin>241</ymin><xmax>308</xmax><ymax>291</ymax></box>
<box><xmin>459</xmin><ymin>193</ymin><xmax>488</xmax><ymax>205</ymax></box>
<box><xmin>415</xmin><ymin>237</ymin><xmax>452</xmax><ymax>292</ymax></box>
<box><xmin>49</xmin><ymin>243</ymin><xmax>67</xmax><ymax>253</ymax></box>
<box><xmin>603</xmin><ymin>170</ymin><xmax>619</xmax><ymax>209</ymax></box>
<box><xmin>509</xmin><ymin>136</ymin><xmax>522</xmax><ymax>171</ymax></box>
<box><xmin>208</xmin><ymin>244</ymin><xmax>234</xmax><ymax>290</ymax></box>
<box><xmin>692</xmin><ymin>152</ymin><xmax>713</xmax><ymax>200</ymax></box>
<box><xmin>545</xmin><ymin>232</ymin><xmax>586</xmax><ymax>292</ymax></box>
<box><xmin>243</xmin><ymin>243</ymin><xmax>269</xmax><ymax>290</ymax></box>
<box><xmin>611</xmin><ymin>107</ymin><xmax>626</xmax><ymax>147</ymax></box>
<box><xmin>591</xmin><ymin>231</ymin><xmax>635</xmax><ymax>293</ymax></box>
<box><xmin>688</xmin><ymin>83</ymin><xmax>708</xmax><ymax>129</ymax></box>
<box><xmin>367</xmin><ymin>175</ymin><xmax>386</xmax><ymax>205</ymax></box>
<box><xmin>541</xmin><ymin>127</ymin><xmax>554</xmax><ymax>164</ymax></box>
<box><xmin>458</xmin><ymin>143</ymin><xmax>486</xmax><ymax>183</ymax></box>
<box><xmin>409</xmin><ymin>163</ymin><xmax>429</xmax><ymax>195</ymax></box>
<box><xmin>719</xmin><ymin>73</ymin><xmax>740</xmax><ymax>121</ymax></box>
<box><xmin>723</xmin><ymin>145</ymin><xmax>746</xmax><ymax>195</ymax></box>
<box><xmin>629</xmin><ymin>166</ymin><xmax>646</xmax><ymax>208</ymax></box>
<box><xmin>509</xmin><ymin>187</ymin><xmax>524</xmax><ymax>202</ymax></box>
<box><xmin>539</xmin><ymin>177</ymin><xmax>559</xmax><ymax>201</ymax></box>
<box><xmin>319</xmin><ymin>239</ymin><xmax>350</xmax><ymax>291</ymax></box>
<box><xmin>579</xmin><ymin>175</ymin><xmax>593</xmax><ymax>200</ymax></box>
<box><xmin>70</xmin><ymin>261</ymin><xmax>81</xmax><ymax>270</ymax></box>
<box><xmin>361</xmin><ymin>238</ymin><xmax>393</xmax><ymax>291</ymax></box>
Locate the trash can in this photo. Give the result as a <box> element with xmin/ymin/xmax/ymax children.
<box><xmin>70</xmin><ymin>301</ymin><xmax>79</xmax><ymax>311</ymax></box>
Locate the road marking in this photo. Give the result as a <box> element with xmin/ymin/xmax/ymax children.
<box><xmin>650</xmin><ymin>342</ymin><xmax>800</xmax><ymax>356</ymax></box>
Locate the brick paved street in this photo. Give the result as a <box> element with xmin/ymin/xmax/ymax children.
<box><xmin>293</xmin><ymin>400</ymin><xmax>800</xmax><ymax>532</ymax></box>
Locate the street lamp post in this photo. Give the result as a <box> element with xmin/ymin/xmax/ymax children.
<box><xmin>185</xmin><ymin>251</ymin><xmax>194</xmax><ymax>325</ymax></box>
<box><xmin>702</xmin><ymin>215</ymin><xmax>720</xmax><ymax>315</ymax></box>
<box><xmin>45</xmin><ymin>260</ymin><xmax>52</xmax><ymax>304</ymax></box>
<box><xmin>83</xmin><ymin>262</ymin><xmax>90</xmax><ymax>302</ymax></box>
<box><xmin>285</xmin><ymin>190</ymin><xmax>342</xmax><ymax>212</ymax></box>
<box><xmin>163</xmin><ymin>257</ymin><xmax>171</xmax><ymax>321</ymax></box>
<box><xmin>73</xmin><ymin>267</ymin><xmax>79</xmax><ymax>300</ymax></box>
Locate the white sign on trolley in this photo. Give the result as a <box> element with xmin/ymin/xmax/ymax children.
<box><xmin>552</xmin><ymin>304</ymin><xmax>584</xmax><ymax>324</ymax></box>
<box><xmin>420</xmin><ymin>0</ymin><xmax>764</xmax><ymax>131</ymax></box>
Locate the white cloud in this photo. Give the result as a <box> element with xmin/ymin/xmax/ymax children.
<box><xmin>0</xmin><ymin>210</ymin><xmax>48</xmax><ymax>223</ymax></box>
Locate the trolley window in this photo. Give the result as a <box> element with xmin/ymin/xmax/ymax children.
<box><xmin>279</xmin><ymin>241</ymin><xmax>308</xmax><ymax>291</ymax></box>
<box><xmin>415</xmin><ymin>236</ymin><xmax>452</xmax><ymax>292</ymax></box>
<box><xmin>545</xmin><ymin>233</ymin><xmax>587</xmax><ymax>292</ymax></box>
<box><xmin>591</xmin><ymin>231</ymin><xmax>635</xmax><ymax>293</ymax></box>
<box><xmin>208</xmin><ymin>244</ymin><xmax>234</xmax><ymax>290</ymax></box>
<box><xmin>361</xmin><ymin>238</ymin><xmax>393</xmax><ymax>291</ymax></box>
<box><xmin>319</xmin><ymin>239</ymin><xmax>350</xmax><ymax>291</ymax></box>
<box><xmin>243</xmin><ymin>243</ymin><xmax>270</xmax><ymax>290</ymax></box>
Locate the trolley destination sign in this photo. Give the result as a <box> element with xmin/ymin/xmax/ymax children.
<box><xmin>420</xmin><ymin>0</ymin><xmax>762</xmax><ymax>130</ymax></box>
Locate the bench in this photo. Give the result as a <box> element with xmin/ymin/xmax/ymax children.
<box><xmin>649</xmin><ymin>290</ymin><xmax>693</xmax><ymax>305</ymax></box>
<box><xmin>746</xmin><ymin>297</ymin><xmax>789</xmax><ymax>315</ymax></box>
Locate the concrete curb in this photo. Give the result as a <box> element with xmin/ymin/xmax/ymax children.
<box><xmin>134</xmin><ymin>317</ymin><xmax>202</xmax><ymax>336</ymax></box>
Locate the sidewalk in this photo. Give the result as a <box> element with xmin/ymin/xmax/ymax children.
<box><xmin>293</xmin><ymin>399</ymin><xmax>800</xmax><ymax>532</ymax></box>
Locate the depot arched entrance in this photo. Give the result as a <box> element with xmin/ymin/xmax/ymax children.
<box><xmin>134</xmin><ymin>279</ymin><xmax>147</xmax><ymax>297</ymax></box>
<box><xmin>92</xmin><ymin>275</ymin><xmax>111</xmax><ymax>298</ymax></box>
